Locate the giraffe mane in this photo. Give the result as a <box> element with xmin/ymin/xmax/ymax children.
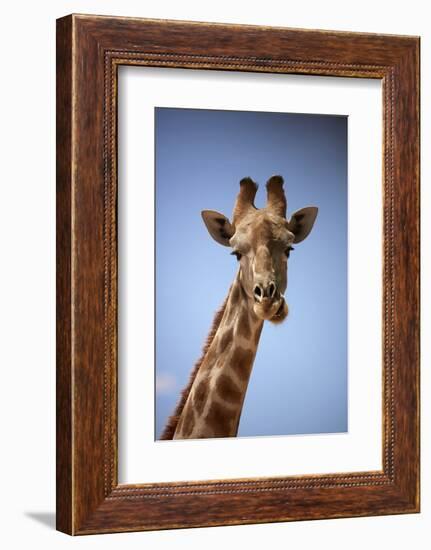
<box><xmin>159</xmin><ymin>293</ymin><xmax>229</xmax><ymax>440</ymax></box>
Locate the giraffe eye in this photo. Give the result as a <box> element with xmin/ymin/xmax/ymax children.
<box><xmin>231</xmin><ymin>251</ymin><xmax>242</xmax><ymax>261</ymax></box>
<box><xmin>285</xmin><ymin>247</ymin><xmax>294</xmax><ymax>258</ymax></box>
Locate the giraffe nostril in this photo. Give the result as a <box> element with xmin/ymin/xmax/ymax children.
<box><xmin>268</xmin><ymin>282</ymin><xmax>276</xmax><ymax>298</ymax></box>
<box><xmin>253</xmin><ymin>284</ymin><xmax>263</xmax><ymax>301</ymax></box>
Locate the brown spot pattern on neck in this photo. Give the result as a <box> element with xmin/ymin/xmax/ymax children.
<box><xmin>162</xmin><ymin>275</ymin><xmax>263</xmax><ymax>440</ymax></box>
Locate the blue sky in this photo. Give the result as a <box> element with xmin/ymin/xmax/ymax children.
<box><xmin>155</xmin><ymin>107</ymin><xmax>347</xmax><ymax>439</ymax></box>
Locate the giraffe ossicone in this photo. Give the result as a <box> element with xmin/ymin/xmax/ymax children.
<box><xmin>161</xmin><ymin>175</ymin><xmax>318</xmax><ymax>440</ymax></box>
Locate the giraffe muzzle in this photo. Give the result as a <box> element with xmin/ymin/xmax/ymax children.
<box><xmin>253</xmin><ymin>294</ymin><xmax>288</xmax><ymax>323</ymax></box>
<box><xmin>253</xmin><ymin>281</ymin><xmax>277</xmax><ymax>302</ymax></box>
<box><xmin>270</xmin><ymin>296</ymin><xmax>289</xmax><ymax>324</ymax></box>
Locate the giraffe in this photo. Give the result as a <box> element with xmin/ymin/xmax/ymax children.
<box><xmin>160</xmin><ymin>175</ymin><xmax>318</xmax><ymax>440</ymax></box>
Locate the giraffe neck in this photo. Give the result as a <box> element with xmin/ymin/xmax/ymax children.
<box><xmin>174</xmin><ymin>271</ymin><xmax>264</xmax><ymax>439</ymax></box>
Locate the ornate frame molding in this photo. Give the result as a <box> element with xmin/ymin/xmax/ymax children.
<box><xmin>57</xmin><ymin>15</ymin><xmax>419</xmax><ymax>534</ymax></box>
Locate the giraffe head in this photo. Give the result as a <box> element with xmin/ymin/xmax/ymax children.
<box><xmin>202</xmin><ymin>176</ymin><xmax>318</xmax><ymax>324</ymax></box>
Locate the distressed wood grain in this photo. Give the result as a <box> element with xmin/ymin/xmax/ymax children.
<box><xmin>56</xmin><ymin>14</ymin><xmax>420</xmax><ymax>535</ymax></box>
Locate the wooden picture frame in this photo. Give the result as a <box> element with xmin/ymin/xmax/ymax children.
<box><xmin>56</xmin><ymin>14</ymin><xmax>420</xmax><ymax>535</ymax></box>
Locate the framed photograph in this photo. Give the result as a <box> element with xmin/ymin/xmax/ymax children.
<box><xmin>56</xmin><ymin>14</ymin><xmax>420</xmax><ymax>535</ymax></box>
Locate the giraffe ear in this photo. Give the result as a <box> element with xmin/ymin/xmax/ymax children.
<box><xmin>201</xmin><ymin>210</ymin><xmax>235</xmax><ymax>246</ymax></box>
<box><xmin>288</xmin><ymin>207</ymin><xmax>318</xmax><ymax>244</ymax></box>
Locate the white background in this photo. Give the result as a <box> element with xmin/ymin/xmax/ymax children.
<box><xmin>0</xmin><ymin>1</ymin><xmax>428</xmax><ymax>549</ymax></box>
<box><xmin>119</xmin><ymin>68</ymin><xmax>382</xmax><ymax>483</ymax></box>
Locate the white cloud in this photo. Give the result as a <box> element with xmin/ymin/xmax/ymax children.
<box><xmin>156</xmin><ymin>372</ymin><xmax>177</xmax><ymax>395</ymax></box>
